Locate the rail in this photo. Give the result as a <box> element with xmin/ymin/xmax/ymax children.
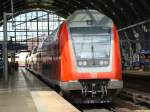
<box><xmin>120</xmin><ymin>88</ymin><xmax>150</xmax><ymax>104</ymax></box>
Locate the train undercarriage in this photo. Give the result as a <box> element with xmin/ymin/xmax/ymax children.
<box><xmin>61</xmin><ymin>79</ymin><xmax>119</xmax><ymax>104</ymax></box>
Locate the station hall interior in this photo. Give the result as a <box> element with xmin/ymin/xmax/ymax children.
<box><xmin>0</xmin><ymin>0</ymin><xmax>149</xmax><ymax>112</ymax></box>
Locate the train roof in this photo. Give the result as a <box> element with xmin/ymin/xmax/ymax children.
<box><xmin>67</xmin><ymin>9</ymin><xmax>113</xmax><ymax>27</ymax></box>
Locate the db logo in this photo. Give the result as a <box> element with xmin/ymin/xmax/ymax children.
<box><xmin>91</xmin><ymin>73</ymin><xmax>97</xmax><ymax>78</ymax></box>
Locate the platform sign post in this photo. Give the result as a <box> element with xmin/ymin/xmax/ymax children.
<box><xmin>3</xmin><ymin>12</ymin><xmax>13</xmax><ymax>81</ymax></box>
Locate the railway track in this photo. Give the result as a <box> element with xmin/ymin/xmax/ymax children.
<box><xmin>77</xmin><ymin>97</ymin><xmax>149</xmax><ymax>112</ymax></box>
<box><xmin>120</xmin><ymin>88</ymin><xmax>150</xmax><ymax>105</ymax></box>
<box><xmin>123</xmin><ymin>73</ymin><xmax>150</xmax><ymax>93</ymax></box>
<box><xmin>122</xmin><ymin>73</ymin><xmax>150</xmax><ymax>106</ymax></box>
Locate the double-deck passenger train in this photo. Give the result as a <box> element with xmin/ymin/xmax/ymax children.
<box><xmin>26</xmin><ymin>10</ymin><xmax>123</xmax><ymax>103</ymax></box>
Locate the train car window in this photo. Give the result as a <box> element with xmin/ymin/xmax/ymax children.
<box><xmin>70</xmin><ymin>27</ymin><xmax>111</xmax><ymax>60</ymax></box>
<box><xmin>51</xmin><ymin>28</ymin><xmax>58</xmax><ymax>40</ymax></box>
<box><xmin>37</xmin><ymin>40</ymin><xmax>44</xmax><ymax>53</ymax></box>
<box><xmin>33</xmin><ymin>47</ymin><xmax>37</xmax><ymax>54</ymax></box>
<box><xmin>31</xmin><ymin>47</ymin><xmax>37</xmax><ymax>54</ymax></box>
<box><xmin>42</xmin><ymin>38</ymin><xmax>49</xmax><ymax>50</ymax></box>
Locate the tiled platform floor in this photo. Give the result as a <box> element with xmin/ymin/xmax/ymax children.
<box><xmin>0</xmin><ymin>68</ymin><xmax>79</xmax><ymax>112</ymax></box>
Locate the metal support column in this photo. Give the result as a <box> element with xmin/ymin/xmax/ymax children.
<box><xmin>25</xmin><ymin>13</ymin><xmax>28</xmax><ymax>49</ymax></box>
<box><xmin>36</xmin><ymin>11</ymin><xmax>39</xmax><ymax>44</ymax></box>
<box><xmin>3</xmin><ymin>13</ymin><xmax>8</xmax><ymax>81</ymax></box>
<box><xmin>3</xmin><ymin>12</ymin><xmax>13</xmax><ymax>81</ymax></box>
<box><xmin>124</xmin><ymin>32</ymin><xmax>133</xmax><ymax>69</ymax></box>
<box><xmin>47</xmin><ymin>12</ymin><xmax>50</xmax><ymax>35</ymax></box>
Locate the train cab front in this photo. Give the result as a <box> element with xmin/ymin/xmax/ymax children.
<box><xmin>59</xmin><ymin>10</ymin><xmax>123</xmax><ymax>104</ymax></box>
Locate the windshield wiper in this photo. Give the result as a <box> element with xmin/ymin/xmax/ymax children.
<box><xmin>91</xmin><ymin>45</ymin><xmax>96</xmax><ymax>65</ymax></box>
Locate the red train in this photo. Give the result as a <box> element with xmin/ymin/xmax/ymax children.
<box><xmin>26</xmin><ymin>10</ymin><xmax>123</xmax><ymax>104</ymax></box>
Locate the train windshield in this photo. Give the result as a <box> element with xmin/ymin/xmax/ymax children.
<box><xmin>70</xmin><ymin>27</ymin><xmax>111</xmax><ymax>60</ymax></box>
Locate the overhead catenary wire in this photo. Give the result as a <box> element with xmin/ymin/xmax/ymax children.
<box><xmin>118</xmin><ymin>18</ymin><xmax>150</xmax><ymax>32</ymax></box>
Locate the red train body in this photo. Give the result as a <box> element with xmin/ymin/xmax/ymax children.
<box><xmin>26</xmin><ymin>10</ymin><xmax>123</xmax><ymax>103</ymax></box>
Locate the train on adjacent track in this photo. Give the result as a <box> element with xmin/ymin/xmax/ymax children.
<box><xmin>26</xmin><ymin>10</ymin><xmax>123</xmax><ymax>104</ymax></box>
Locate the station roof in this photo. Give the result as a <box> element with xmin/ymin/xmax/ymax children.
<box><xmin>0</xmin><ymin>0</ymin><xmax>150</xmax><ymax>29</ymax></box>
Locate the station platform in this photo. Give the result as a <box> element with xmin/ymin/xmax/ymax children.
<box><xmin>123</xmin><ymin>70</ymin><xmax>150</xmax><ymax>77</ymax></box>
<box><xmin>0</xmin><ymin>68</ymin><xmax>79</xmax><ymax>112</ymax></box>
<box><xmin>123</xmin><ymin>70</ymin><xmax>150</xmax><ymax>93</ymax></box>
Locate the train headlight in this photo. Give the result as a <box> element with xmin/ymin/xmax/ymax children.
<box><xmin>99</xmin><ymin>60</ymin><xmax>104</xmax><ymax>66</ymax></box>
<box><xmin>78</xmin><ymin>61</ymin><xmax>83</xmax><ymax>66</ymax></box>
<box><xmin>83</xmin><ymin>61</ymin><xmax>87</xmax><ymax>66</ymax></box>
<box><xmin>104</xmin><ymin>60</ymin><xmax>109</xmax><ymax>65</ymax></box>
